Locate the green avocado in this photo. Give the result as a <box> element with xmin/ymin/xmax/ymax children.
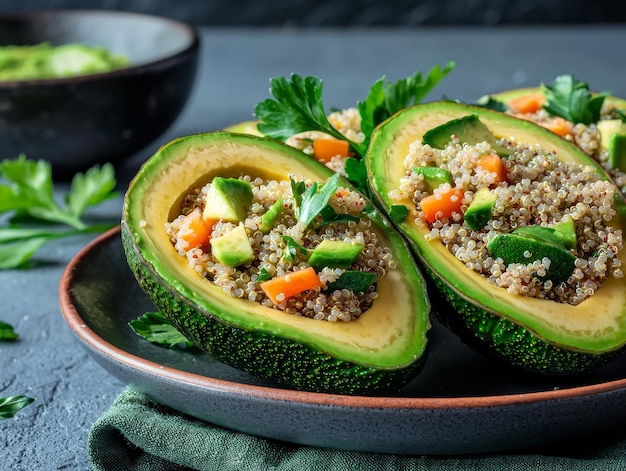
<box><xmin>464</xmin><ymin>187</ymin><xmax>496</xmax><ymax>230</ymax></box>
<box><xmin>413</xmin><ymin>166</ymin><xmax>453</xmax><ymax>192</ymax></box>
<box><xmin>490</xmin><ymin>87</ymin><xmax>626</xmax><ymax>172</ymax></box>
<box><xmin>258</xmin><ymin>199</ymin><xmax>284</xmax><ymax>233</ymax></box>
<box><xmin>597</xmin><ymin>119</ymin><xmax>626</xmax><ymax>173</ymax></box>
<box><xmin>551</xmin><ymin>217</ymin><xmax>577</xmax><ymax>250</ymax></box>
<box><xmin>366</xmin><ymin>101</ymin><xmax>626</xmax><ymax>375</ymax></box>
<box><xmin>122</xmin><ymin>131</ymin><xmax>430</xmax><ymax>394</ymax></box>
<box><xmin>308</xmin><ymin>239</ymin><xmax>365</xmax><ymax>272</ymax></box>
<box><xmin>422</xmin><ymin>113</ymin><xmax>510</xmax><ymax>158</ymax></box>
<box><xmin>203</xmin><ymin>177</ymin><xmax>253</xmax><ymax>223</ymax></box>
<box><xmin>487</xmin><ymin>227</ymin><xmax>576</xmax><ymax>283</ymax></box>
<box><xmin>210</xmin><ymin>224</ymin><xmax>255</xmax><ymax>267</ymax></box>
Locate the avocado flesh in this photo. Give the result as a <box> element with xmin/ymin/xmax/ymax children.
<box><xmin>122</xmin><ymin>132</ymin><xmax>430</xmax><ymax>394</ymax></box>
<box><xmin>366</xmin><ymin>101</ymin><xmax>626</xmax><ymax>374</ymax></box>
<box><xmin>308</xmin><ymin>239</ymin><xmax>364</xmax><ymax>271</ymax></box>
<box><xmin>210</xmin><ymin>224</ymin><xmax>255</xmax><ymax>267</ymax></box>
<box><xmin>422</xmin><ymin>113</ymin><xmax>510</xmax><ymax>157</ymax></box>
<box><xmin>464</xmin><ymin>187</ymin><xmax>496</xmax><ymax>230</ymax></box>
<box><xmin>223</xmin><ymin>120</ymin><xmax>263</xmax><ymax>136</ymax></box>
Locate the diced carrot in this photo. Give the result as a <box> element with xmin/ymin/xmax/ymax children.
<box><xmin>178</xmin><ymin>209</ymin><xmax>212</xmax><ymax>248</ymax></box>
<box><xmin>477</xmin><ymin>153</ymin><xmax>509</xmax><ymax>184</ymax></box>
<box><xmin>544</xmin><ymin>117</ymin><xmax>574</xmax><ymax>137</ymax></box>
<box><xmin>509</xmin><ymin>93</ymin><xmax>545</xmax><ymax>114</ymax></box>
<box><xmin>260</xmin><ymin>267</ymin><xmax>322</xmax><ymax>305</ymax></box>
<box><xmin>313</xmin><ymin>138</ymin><xmax>350</xmax><ymax>163</ymax></box>
<box><xmin>420</xmin><ymin>187</ymin><xmax>464</xmax><ymax>223</ymax></box>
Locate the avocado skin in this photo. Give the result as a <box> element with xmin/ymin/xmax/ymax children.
<box><xmin>121</xmin><ymin>223</ymin><xmax>425</xmax><ymax>395</ymax></box>
<box><xmin>424</xmin><ymin>267</ymin><xmax>620</xmax><ymax>375</ymax></box>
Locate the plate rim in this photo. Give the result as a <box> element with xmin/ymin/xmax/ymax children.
<box><xmin>59</xmin><ymin>226</ymin><xmax>626</xmax><ymax>410</ymax></box>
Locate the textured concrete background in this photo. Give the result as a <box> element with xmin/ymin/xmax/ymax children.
<box><xmin>0</xmin><ymin>0</ymin><xmax>624</xmax><ymax>26</ymax></box>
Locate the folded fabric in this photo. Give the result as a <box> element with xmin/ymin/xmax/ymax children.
<box><xmin>89</xmin><ymin>388</ymin><xmax>626</xmax><ymax>471</ymax></box>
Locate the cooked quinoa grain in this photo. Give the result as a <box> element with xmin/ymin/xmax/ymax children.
<box><xmin>166</xmin><ymin>174</ymin><xmax>392</xmax><ymax>321</ymax></box>
<box><xmin>509</xmin><ymin>103</ymin><xmax>626</xmax><ymax>193</ymax></box>
<box><xmin>390</xmin><ymin>137</ymin><xmax>624</xmax><ymax>305</ymax></box>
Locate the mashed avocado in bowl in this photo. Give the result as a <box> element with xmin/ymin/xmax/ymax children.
<box><xmin>0</xmin><ymin>42</ymin><xmax>129</xmax><ymax>81</ymax></box>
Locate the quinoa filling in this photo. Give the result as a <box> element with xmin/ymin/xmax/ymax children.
<box><xmin>166</xmin><ymin>173</ymin><xmax>394</xmax><ymax>322</ymax></box>
<box><xmin>390</xmin><ymin>137</ymin><xmax>624</xmax><ymax>305</ymax></box>
<box><xmin>508</xmin><ymin>104</ymin><xmax>626</xmax><ymax>192</ymax></box>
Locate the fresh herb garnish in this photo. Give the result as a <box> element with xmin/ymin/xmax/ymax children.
<box><xmin>254</xmin><ymin>63</ymin><xmax>455</xmax><ymax>194</ymax></box>
<box><xmin>541</xmin><ymin>75</ymin><xmax>609</xmax><ymax>125</ymax></box>
<box><xmin>389</xmin><ymin>205</ymin><xmax>410</xmax><ymax>224</ymax></box>
<box><xmin>256</xmin><ymin>267</ymin><xmax>272</xmax><ymax>282</ymax></box>
<box><xmin>474</xmin><ymin>95</ymin><xmax>508</xmax><ymax>112</ymax></box>
<box><xmin>129</xmin><ymin>312</ymin><xmax>197</xmax><ymax>350</ymax></box>
<box><xmin>0</xmin><ymin>320</ymin><xmax>18</xmax><ymax>341</ymax></box>
<box><xmin>0</xmin><ymin>395</ymin><xmax>35</xmax><ymax>420</ymax></box>
<box><xmin>357</xmin><ymin>61</ymin><xmax>456</xmax><ymax>148</ymax></box>
<box><xmin>0</xmin><ymin>155</ymin><xmax>118</xmax><ymax>268</ymax></box>
<box><xmin>291</xmin><ymin>172</ymin><xmax>341</xmax><ymax>228</ymax></box>
<box><xmin>344</xmin><ymin>158</ymin><xmax>370</xmax><ymax>197</ymax></box>
<box><xmin>254</xmin><ymin>75</ymin><xmax>364</xmax><ymax>156</ymax></box>
<box><xmin>282</xmin><ymin>236</ymin><xmax>307</xmax><ymax>261</ymax></box>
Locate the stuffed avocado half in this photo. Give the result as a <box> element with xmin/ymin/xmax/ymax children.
<box><xmin>122</xmin><ymin>131</ymin><xmax>430</xmax><ymax>395</ymax></box>
<box><xmin>483</xmin><ymin>76</ymin><xmax>626</xmax><ymax>190</ymax></box>
<box><xmin>366</xmin><ymin>101</ymin><xmax>626</xmax><ymax>375</ymax></box>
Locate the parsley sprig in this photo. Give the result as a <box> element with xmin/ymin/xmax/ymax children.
<box><xmin>291</xmin><ymin>172</ymin><xmax>342</xmax><ymax>228</ymax></box>
<box><xmin>541</xmin><ymin>75</ymin><xmax>609</xmax><ymax>125</ymax></box>
<box><xmin>357</xmin><ymin>61</ymin><xmax>456</xmax><ymax>148</ymax></box>
<box><xmin>254</xmin><ymin>62</ymin><xmax>456</xmax><ymax>195</ymax></box>
<box><xmin>255</xmin><ymin>74</ymin><xmax>365</xmax><ymax>155</ymax></box>
<box><xmin>129</xmin><ymin>312</ymin><xmax>198</xmax><ymax>350</ymax></box>
<box><xmin>255</xmin><ymin>62</ymin><xmax>456</xmax><ymax>160</ymax></box>
<box><xmin>0</xmin><ymin>396</ymin><xmax>35</xmax><ymax>420</ymax></box>
<box><xmin>0</xmin><ymin>155</ymin><xmax>118</xmax><ymax>269</ymax></box>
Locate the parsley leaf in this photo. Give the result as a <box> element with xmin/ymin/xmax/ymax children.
<box><xmin>541</xmin><ymin>75</ymin><xmax>609</xmax><ymax>125</ymax></box>
<box><xmin>389</xmin><ymin>205</ymin><xmax>410</xmax><ymax>224</ymax></box>
<box><xmin>0</xmin><ymin>395</ymin><xmax>35</xmax><ymax>420</ymax></box>
<box><xmin>129</xmin><ymin>312</ymin><xmax>197</xmax><ymax>350</ymax></box>
<box><xmin>256</xmin><ymin>267</ymin><xmax>272</xmax><ymax>282</ymax></box>
<box><xmin>282</xmin><ymin>236</ymin><xmax>307</xmax><ymax>261</ymax></box>
<box><xmin>254</xmin><ymin>62</ymin><xmax>455</xmax><ymax>163</ymax></box>
<box><xmin>344</xmin><ymin>158</ymin><xmax>370</xmax><ymax>197</ymax></box>
<box><xmin>0</xmin><ymin>156</ymin><xmax>118</xmax><ymax>269</ymax></box>
<box><xmin>0</xmin><ymin>320</ymin><xmax>18</xmax><ymax>341</ymax></box>
<box><xmin>292</xmin><ymin>173</ymin><xmax>341</xmax><ymax>228</ymax></box>
<box><xmin>254</xmin><ymin>74</ymin><xmax>365</xmax><ymax>156</ymax></box>
<box><xmin>66</xmin><ymin>162</ymin><xmax>117</xmax><ymax>219</ymax></box>
<box><xmin>358</xmin><ymin>61</ymin><xmax>456</xmax><ymax>146</ymax></box>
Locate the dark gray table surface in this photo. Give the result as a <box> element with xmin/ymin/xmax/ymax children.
<box><xmin>2</xmin><ymin>25</ymin><xmax>626</xmax><ymax>470</ymax></box>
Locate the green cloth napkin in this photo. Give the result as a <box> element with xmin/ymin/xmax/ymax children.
<box><xmin>89</xmin><ymin>388</ymin><xmax>626</xmax><ymax>471</ymax></box>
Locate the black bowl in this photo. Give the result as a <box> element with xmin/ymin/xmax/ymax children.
<box><xmin>0</xmin><ymin>10</ymin><xmax>199</xmax><ymax>177</ymax></box>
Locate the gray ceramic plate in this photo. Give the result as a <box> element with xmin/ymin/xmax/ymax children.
<box><xmin>60</xmin><ymin>227</ymin><xmax>626</xmax><ymax>455</ymax></box>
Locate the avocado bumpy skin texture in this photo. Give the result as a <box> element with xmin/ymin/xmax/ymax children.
<box><xmin>121</xmin><ymin>132</ymin><xmax>430</xmax><ymax>395</ymax></box>
<box><xmin>122</xmin><ymin>224</ymin><xmax>426</xmax><ymax>395</ymax></box>
<box><xmin>424</xmin><ymin>269</ymin><xmax>621</xmax><ymax>375</ymax></box>
<box><xmin>366</xmin><ymin>101</ymin><xmax>626</xmax><ymax>376</ymax></box>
